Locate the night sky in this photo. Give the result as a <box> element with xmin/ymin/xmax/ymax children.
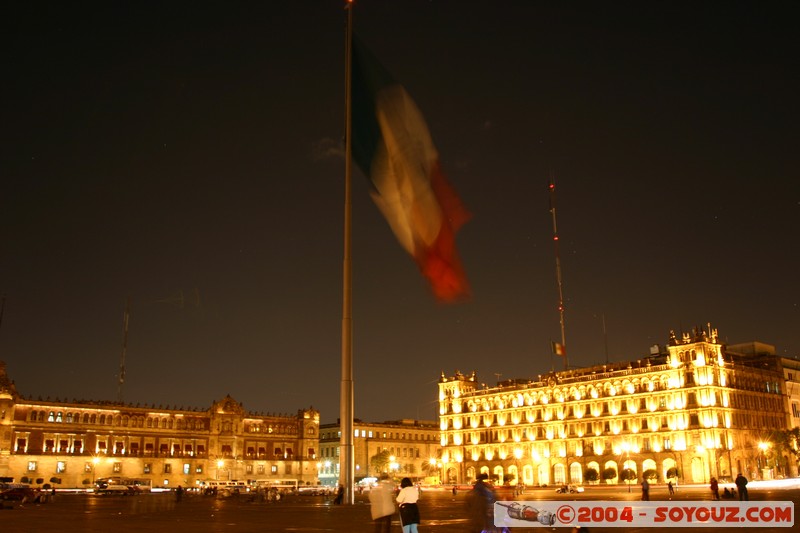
<box><xmin>3</xmin><ymin>1</ymin><xmax>798</xmax><ymax>424</ymax></box>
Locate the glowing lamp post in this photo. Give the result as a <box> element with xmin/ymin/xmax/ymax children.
<box><xmin>91</xmin><ymin>456</ymin><xmax>100</xmax><ymax>486</ymax></box>
<box><xmin>758</xmin><ymin>442</ymin><xmax>770</xmax><ymax>479</ymax></box>
<box><xmin>622</xmin><ymin>442</ymin><xmax>631</xmax><ymax>493</ymax></box>
<box><xmin>514</xmin><ymin>448</ymin><xmax>523</xmax><ymax>493</ymax></box>
<box><xmin>696</xmin><ymin>445</ymin><xmax>708</xmax><ymax>483</ymax></box>
<box><xmin>429</xmin><ymin>458</ymin><xmax>439</xmax><ymax>484</ymax></box>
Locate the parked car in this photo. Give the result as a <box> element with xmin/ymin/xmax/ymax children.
<box><xmin>555</xmin><ymin>484</ymin><xmax>584</xmax><ymax>494</ymax></box>
<box><xmin>298</xmin><ymin>486</ymin><xmax>329</xmax><ymax>496</ymax></box>
<box><xmin>1</xmin><ymin>485</ymin><xmax>39</xmax><ymax>502</ymax></box>
<box><xmin>95</xmin><ymin>482</ymin><xmax>139</xmax><ymax>495</ymax></box>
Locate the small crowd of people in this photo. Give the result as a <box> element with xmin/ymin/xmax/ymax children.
<box><xmin>362</xmin><ymin>470</ymin><xmax>757</xmax><ymax>531</ymax></box>
<box><xmin>640</xmin><ymin>472</ymin><xmax>751</xmax><ymax>502</ymax></box>
<box><xmin>368</xmin><ymin>472</ymin><xmax>524</xmax><ymax>533</ymax></box>
<box><xmin>369</xmin><ymin>475</ymin><xmax>420</xmax><ymax>533</ymax></box>
<box><xmin>708</xmin><ymin>473</ymin><xmax>749</xmax><ymax>501</ymax></box>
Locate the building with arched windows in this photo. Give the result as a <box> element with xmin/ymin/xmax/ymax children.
<box><xmin>438</xmin><ymin>326</ymin><xmax>797</xmax><ymax>488</ymax></box>
<box><xmin>0</xmin><ymin>362</ymin><xmax>320</xmax><ymax>489</ymax></box>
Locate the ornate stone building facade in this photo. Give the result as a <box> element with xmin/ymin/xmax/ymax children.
<box><xmin>438</xmin><ymin>327</ymin><xmax>797</xmax><ymax>487</ymax></box>
<box><xmin>318</xmin><ymin>419</ymin><xmax>441</xmax><ymax>487</ymax></box>
<box><xmin>0</xmin><ymin>362</ymin><xmax>319</xmax><ymax>488</ymax></box>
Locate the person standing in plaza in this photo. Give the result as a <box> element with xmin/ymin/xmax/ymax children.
<box><xmin>396</xmin><ymin>477</ymin><xmax>420</xmax><ymax>533</ymax></box>
<box><xmin>369</xmin><ymin>474</ymin><xmax>396</xmax><ymax>533</ymax></box>
<box><xmin>640</xmin><ymin>478</ymin><xmax>650</xmax><ymax>501</ymax></box>
<box><xmin>709</xmin><ymin>477</ymin><xmax>719</xmax><ymax>500</ymax></box>
<box><xmin>735</xmin><ymin>473</ymin><xmax>749</xmax><ymax>501</ymax></box>
<box><xmin>467</xmin><ymin>473</ymin><xmax>497</xmax><ymax>533</ymax></box>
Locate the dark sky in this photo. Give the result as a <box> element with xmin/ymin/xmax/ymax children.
<box><xmin>3</xmin><ymin>1</ymin><xmax>798</xmax><ymax>424</ymax></box>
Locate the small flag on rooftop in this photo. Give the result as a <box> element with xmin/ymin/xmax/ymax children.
<box><xmin>552</xmin><ymin>341</ymin><xmax>566</xmax><ymax>357</ymax></box>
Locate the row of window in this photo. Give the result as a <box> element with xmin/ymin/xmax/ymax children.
<box><xmin>14</xmin><ymin>437</ymin><xmax>317</xmax><ymax>461</ymax></box>
<box><xmin>445</xmin><ymin>385</ymin><xmax>786</xmax><ymax>423</ymax></box>
<box><xmin>28</xmin><ymin>410</ymin><xmax>208</xmax><ymax>430</ymax></box>
<box><xmin>26</xmin><ymin>410</ymin><xmax>305</xmax><ymax>435</ymax></box>
<box><xmin>728</xmin><ymin>393</ymin><xmax>783</xmax><ymax>411</ymax></box>
<box><xmin>245</xmin><ymin>423</ymin><xmax>299</xmax><ymax>434</ymax></box>
<box><xmin>319</xmin><ymin>445</ymin><xmax>423</xmax><ymax>459</ymax></box>
<box><xmin>446</xmin><ymin>432</ymin><xmax>721</xmax><ymax>461</ymax></box>
<box><xmin>14</xmin><ymin>438</ymin><xmax>210</xmax><ymax>456</ymax></box>
<box><xmin>442</xmin><ymin>396</ymin><xmax>735</xmax><ymax>429</ymax></box>
<box><xmin>24</xmin><ymin>459</ymin><xmax>291</xmax><ymax>478</ymax></box>
<box><xmin>320</xmin><ymin>429</ymin><xmax>437</xmax><ymax>441</ymax></box>
<box><xmin>451</xmin><ymin>413</ymin><xmax>727</xmax><ymax>444</ymax></box>
<box><xmin>451</xmin><ymin>370</ymin><xmax>719</xmax><ymax>408</ymax></box>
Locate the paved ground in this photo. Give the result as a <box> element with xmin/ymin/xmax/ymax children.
<box><xmin>1</xmin><ymin>482</ymin><xmax>797</xmax><ymax>532</ymax></box>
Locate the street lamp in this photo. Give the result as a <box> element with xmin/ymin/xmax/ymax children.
<box><xmin>696</xmin><ymin>446</ymin><xmax>708</xmax><ymax>483</ymax></box>
<box><xmin>216</xmin><ymin>459</ymin><xmax>225</xmax><ymax>480</ymax></box>
<box><xmin>91</xmin><ymin>456</ymin><xmax>100</xmax><ymax>487</ymax></box>
<box><xmin>428</xmin><ymin>458</ymin><xmax>439</xmax><ymax>484</ymax></box>
<box><xmin>622</xmin><ymin>442</ymin><xmax>631</xmax><ymax>493</ymax></box>
<box><xmin>758</xmin><ymin>442</ymin><xmax>770</xmax><ymax>480</ymax></box>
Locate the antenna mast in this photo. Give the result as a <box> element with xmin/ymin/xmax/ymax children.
<box><xmin>117</xmin><ymin>297</ymin><xmax>130</xmax><ymax>402</ymax></box>
<box><xmin>0</xmin><ymin>294</ymin><xmax>5</xmax><ymax>342</ymax></box>
<box><xmin>549</xmin><ymin>180</ymin><xmax>568</xmax><ymax>370</ymax></box>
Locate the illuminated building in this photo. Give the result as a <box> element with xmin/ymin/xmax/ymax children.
<box><xmin>0</xmin><ymin>362</ymin><xmax>319</xmax><ymax>488</ymax></box>
<box><xmin>438</xmin><ymin>326</ymin><xmax>796</xmax><ymax>487</ymax></box>
<box><xmin>782</xmin><ymin>356</ymin><xmax>800</xmax><ymax>430</ymax></box>
<box><xmin>725</xmin><ymin>342</ymin><xmax>800</xmax><ymax>479</ymax></box>
<box><xmin>318</xmin><ymin>419</ymin><xmax>441</xmax><ymax>487</ymax></box>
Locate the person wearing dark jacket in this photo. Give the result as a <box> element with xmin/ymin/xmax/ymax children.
<box><xmin>467</xmin><ymin>473</ymin><xmax>497</xmax><ymax>533</ymax></box>
<box><xmin>735</xmin><ymin>473</ymin><xmax>749</xmax><ymax>501</ymax></box>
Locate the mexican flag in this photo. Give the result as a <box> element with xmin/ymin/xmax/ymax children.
<box><xmin>350</xmin><ymin>35</ymin><xmax>471</xmax><ymax>303</ymax></box>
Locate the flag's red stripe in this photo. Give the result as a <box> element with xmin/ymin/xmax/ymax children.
<box><xmin>413</xmin><ymin>164</ymin><xmax>471</xmax><ymax>302</ymax></box>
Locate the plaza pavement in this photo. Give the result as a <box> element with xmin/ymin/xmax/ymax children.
<box><xmin>1</xmin><ymin>481</ymin><xmax>797</xmax><ymax>533</ymax></box>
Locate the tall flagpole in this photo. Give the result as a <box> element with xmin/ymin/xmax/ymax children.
<box><xmin>549</xmin><ymin>179</ymin><xmax>568</xmax><ymax>370</ymax></box>
<box><xmin>340</xmin><ymin>0</ymin><xmax>355</xmax><ymax>505</ymax></box>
